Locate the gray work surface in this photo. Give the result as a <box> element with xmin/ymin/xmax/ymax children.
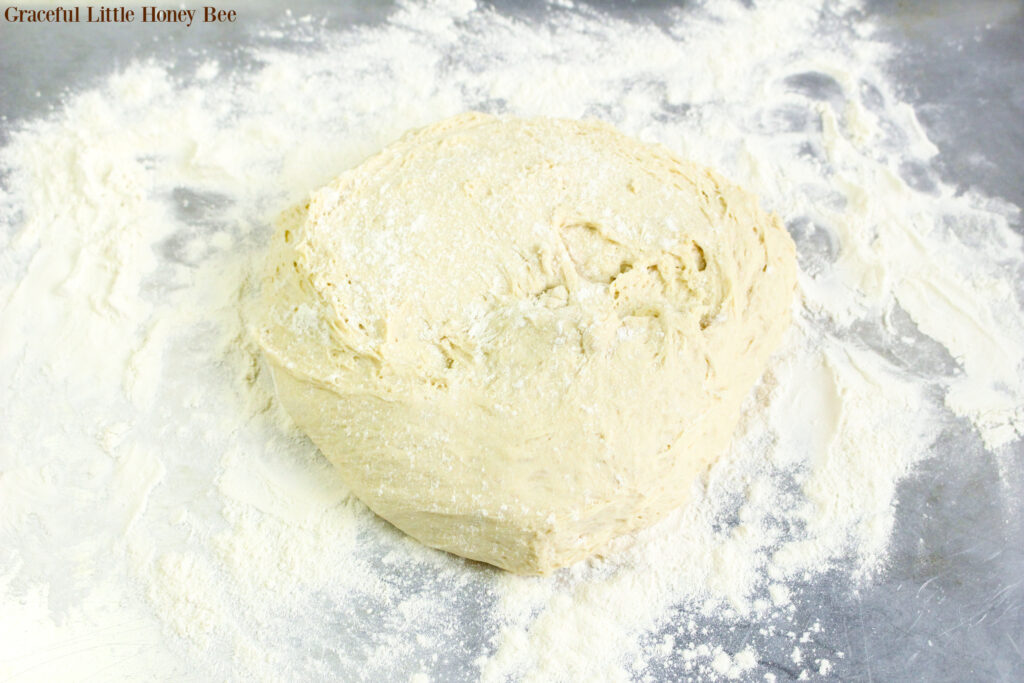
<box><xmin>2</xmin><ymin>1</ymin><xmax>1022</xmax><ymax>681</ymax></box>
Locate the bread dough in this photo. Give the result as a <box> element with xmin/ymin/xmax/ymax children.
<box><xmin>252</xmin><ymin>112</ymin><xmax>796</xmax><ymax>574</ymax></box>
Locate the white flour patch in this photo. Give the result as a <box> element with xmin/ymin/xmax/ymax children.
<box><xmin>1</xmin><ymin>0</ymin><xmax>1021</xmax><ymax>680</ymax></box>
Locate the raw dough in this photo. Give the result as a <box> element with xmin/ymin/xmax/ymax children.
<box><xmin>252</xmin><ymin>112</ymin><xmax>796</xmax><ymax>574</ymax></box>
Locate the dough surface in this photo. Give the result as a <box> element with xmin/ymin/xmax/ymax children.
<box><xmin>253</xmin><ymin>112</ymin><xmax>796</xmax><ymax>573</ymax></box>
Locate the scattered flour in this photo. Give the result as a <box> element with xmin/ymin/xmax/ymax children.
<box><xmin>1</xmin><ymin>0</ymin><xmax>1021</xmax><ymax>681</ymax></box>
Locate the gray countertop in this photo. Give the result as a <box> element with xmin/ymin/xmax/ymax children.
<box><xmin>2</xmin><ymin>2</ymin><xmax>1021</xmax><ymax>681</ymax></box>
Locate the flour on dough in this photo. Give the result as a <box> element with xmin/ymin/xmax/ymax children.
<box><xmin>252</xmin><ymin>112</ymin><xmax>797</xmax><ymax>573</ymax></box>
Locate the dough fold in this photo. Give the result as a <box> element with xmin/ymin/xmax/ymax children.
<box><xmin>253</xmin><ymin>112</ymin><xmax>796</xmax><ymax>573</ymax></box>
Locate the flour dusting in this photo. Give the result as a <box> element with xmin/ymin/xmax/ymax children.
<box><xmin>1</xmin><ymin>0</ymin><xmax>1021</xmax><ymax>681</ymax></box>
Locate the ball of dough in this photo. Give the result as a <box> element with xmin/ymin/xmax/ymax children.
<box><xmin>253</xmin><ymin>112</ymin><xmax>796</xmax><ymax>574</ymax></box>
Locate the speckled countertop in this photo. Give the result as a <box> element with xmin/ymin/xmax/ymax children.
<box><xmin>1</xmin><ymin>2</ymin><xmax>1021</xmax><ymax>680</ymax></box>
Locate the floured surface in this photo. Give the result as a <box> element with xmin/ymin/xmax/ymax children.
<box><xmin>1</xmin><ymin>0</ymin><xmax>1022</xmax><ymax>681</ymax></box>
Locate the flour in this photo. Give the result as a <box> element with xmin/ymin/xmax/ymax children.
<box><xmin>1</xmin><ymin>0</ymin><xmax>1022</xmax><ymax>681</ymax></box>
